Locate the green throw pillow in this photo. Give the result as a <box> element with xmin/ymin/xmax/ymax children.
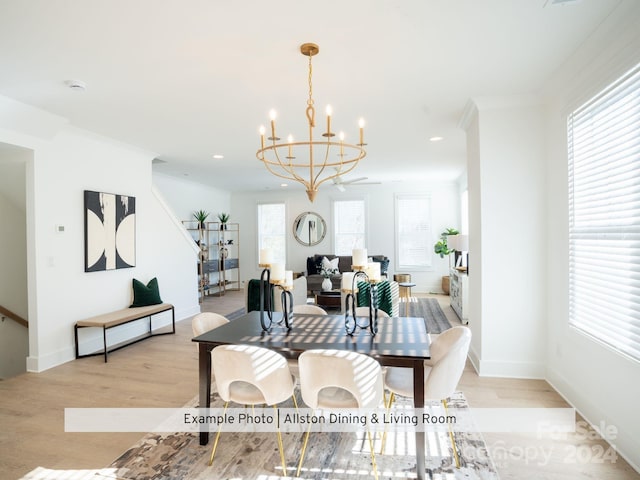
<box><xmin>130</xmin><ymin>277</ymin><xmax>163</xmax><ymax>307</ymax></box>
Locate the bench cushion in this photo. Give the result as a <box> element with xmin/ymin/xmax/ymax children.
<box><xmin>76</xmin><ymin>303</ymin><xmax>173</xmax><ymax>328</ymax></box>
<box><xmin>130</xmin><ymin>277</ymin><xmax>163</xmax><ymax>307</ymax></box>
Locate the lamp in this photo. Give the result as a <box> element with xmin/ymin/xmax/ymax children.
<box><xmin>257</xmin><ymin>43</ymin><xmax>367</xmax><ymax>202</ymax></box>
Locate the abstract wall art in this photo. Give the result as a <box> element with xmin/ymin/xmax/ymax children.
<box><xmin>84</xmin><ymin>190</ymin><xmax>136</xmax><ymax>272</ymax></box>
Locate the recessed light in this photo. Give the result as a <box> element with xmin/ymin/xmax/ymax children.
<box><xmin>280</xmin><ymin>183</ymin><xmax>288</xmax><ymax>187</ymax></box>
<box><xmin>429</xmin><ymin>136</ymin><xmax>443</xmax><ymax>142</ymax></box>
<box><xmin>212</xmin><ymin>154</ymin><xmax>224</xmax><ymax>159</ymax></box>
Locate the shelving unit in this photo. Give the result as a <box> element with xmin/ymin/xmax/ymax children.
<box><xmin>182</xmin><ymin>221</ymin><xmax>240</xmax><ymax>302</ymax></box>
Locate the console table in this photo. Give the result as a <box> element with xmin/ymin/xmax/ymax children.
<box><xmin>450</xmin><ymin>268</ymin><xmax>468</xmax><ymax>324</ymax></box>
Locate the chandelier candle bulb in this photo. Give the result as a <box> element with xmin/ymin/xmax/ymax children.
<box><xmin>287</xmin><ymin>134</ymin><xmax>293</xmax><ymax>158</ymax></box>
<box><xmin>269</xmin><ymin>109</ymin><xmax>278</xmax><ymax>140</ymax></box>
<box><xmin>359</xmin><ymin>118</ymin><xmax>365</xmax><ymax>145</ymax></box>
<box><xmin>353</xmin><ymin>248</ymin><xmax>368</xmax><ymax>268</ymax></box>
<box><xmin>271</xmin><ymin>263</ymin><xmax>285</xmax><ymax>282</ymax></box>
<box><xmin>259</xmin><ymin>126</ymin><xmax>265</xmax><ymax>149</ymax></box>
<box><xmin>259</xmin><ymin>248</ymin><xmax>274</xmax><ymax>266</ymax></box>
<box><xmin>326</xmin><ymin>105</ymin><xmax>333</xmax><ymax>137</ymax></box>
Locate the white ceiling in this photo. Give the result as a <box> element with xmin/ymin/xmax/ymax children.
<box><xmin>0</xmin><ymin>0</ymin><xmax>624</xmax><ymax>196</ymax></box>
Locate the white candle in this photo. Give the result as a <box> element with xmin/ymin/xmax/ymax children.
<box><xmin>285</xmin><ymin>270</ymin><xmax>293</xmax><ymax>288</ymax></box>
<box><xmin>271</xmin><ymin>263</ymin><xmax>285</xmax><ymax>282</ymax></box>
<box><xmin>367</xmin><ymin>262</ymin><xmax>381</xmax><ymax>282</ymax></box>
<box><xmin>342</xmin><ymin>272</ymin><xmax>355</xmax><ymax>291</ymax></box>
<box><xmin>352</xmin><ymin>248</ymin><xmax>367</xmax><ymax>268</ymax></box>
<box><xmin>259</xmin><ymin>248</ymin><xmax>273</xmax><ymax>265</ymax></box>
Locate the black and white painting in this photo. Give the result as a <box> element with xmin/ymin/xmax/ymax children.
<box><xmin>84</xmin><ymin>190</ymin><xmax>136</xmax><ymax>272</ymax></box>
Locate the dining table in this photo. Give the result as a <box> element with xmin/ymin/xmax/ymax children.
<box><xmin>192</xmin><ymin>310</ymin><xmax>432</xmax><ymax>480</ymax></box>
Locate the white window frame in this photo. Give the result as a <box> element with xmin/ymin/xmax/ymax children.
<box><xmin>257</xmin><ymin>202</ymin><xmax>287</xmax><ymax>266</ymax></box>
<box><xmin>568</xmin><ymin>62</ymin><xmax>640</xmax><ymax>363</ymax></box>
<box><xmin>394</xmin><ymin>194</ymin><xmax>432</xmax><ymax>271</ymax></box>
<box><xmin>332</xmin><ymin>198</ymin><xmax>367</xmax><ymax>255</ymax></box>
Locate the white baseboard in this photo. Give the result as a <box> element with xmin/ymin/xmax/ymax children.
<box><xmin>468</xmin><ymin>344</ymin><xmax>545</xmax><ymax>379</ymax></box>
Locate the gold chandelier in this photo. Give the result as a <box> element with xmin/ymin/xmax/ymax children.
<box><xmin>257</xmin><ymin>43</ymin><xmax>367</xmax><ymax>202</ymax></box>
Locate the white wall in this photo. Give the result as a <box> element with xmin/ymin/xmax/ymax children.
<box><xmin>543</xmin><ymin>1</ymin><xmax>640</xmax><ymax>470</ymax></box>
<box><xmin>231</xmin><ymin>181</ymin><xmax>459</xmax><ymax>293</ymax></box>
<box><xmin>462</xmin><ymin>98</ymin><xmax>547</xmax><ymax>379</ymax></box>
<box><xmin>153</xmin><ymin>172</ymin><xmax>231</xmax><ymax>224</ymax></box>
<box><xmin>0</xmin><ymin>95</ymin><xmax>200</xmax><ymax>372</ymax></box>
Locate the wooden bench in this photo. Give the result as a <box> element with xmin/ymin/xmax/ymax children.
<box><xmin>74</xmin><ymin>303</ymin><xmax>175</xmax><ymax>362</ymax></box>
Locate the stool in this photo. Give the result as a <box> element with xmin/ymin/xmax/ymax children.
<box><xmin>397</xmin><ymin>281</ymin><xmax>416</xmax><ymax>316</ymax></box>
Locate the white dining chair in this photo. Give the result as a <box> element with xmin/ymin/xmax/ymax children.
<box><xmin>292</xmin><ymin>304</ymin><xmax>328</xmax><ymax>315</ymax></box>
<box><xmin>209</xmin><ymin>344</ymin><xmax>296</xmax><ymax>475</ymax></box>
<box><xmin>354</xmin><ymin>306</ymin><xmax>390</xmax><ymax>318</ymax></box>
<box><xmin>381</xmin><ymin>326</ymin><xmax>471</xmax><ymax>467</ymax></box>
<box><xmin>296</xmin><ymin>349</ymin><xmax>384</xmax><ymax>479</ymax></box>
<box><xmin>191</xmin><ymin>312</ymin><xmax>230</xmax><ymax>337</ymax></box>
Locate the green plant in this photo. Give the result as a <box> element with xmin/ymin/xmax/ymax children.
<box><xmin>193</xmin><ymin>209</ymin><xmax>209</xmax><ymax>224</ymax></box>
<box><xmin>434</xmin><ymin>227</ymin><xmax>459</xmax><ymax>258</ymax></box>
<box><xmin>217</xmin><ymin>212</ymin><xmax>230</xmax><ymax>223</ymax></box>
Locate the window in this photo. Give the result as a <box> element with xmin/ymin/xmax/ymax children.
<box><xmin>395</xmin><ymin>195</ymin><xmax>432</xmax><ymax>270</ymax></box>
<box><xmin>257</xmin><ymin>203</ymin><xmax>286</xmax><ymax>265</ymax></box>
<box><xmin>333</xmin><ymin>199</ymin><xmax>366</xmax><ymax>255</ymax></box>
<box><xmin>568</xmin><ymin>63</ymin><xmax>640</xmax><ymax>362</ymax></box>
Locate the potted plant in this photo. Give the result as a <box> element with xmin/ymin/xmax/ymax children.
<box><xmin>320</xmin><ymin>264</ymin><xmax>338</xmax><ymax>291</ymax></box>
<box><xmin>218</xmin><ymin>212</ymin><xmax>230</xmax><ymax>229</ymax></box>
<box><xmin>434</xmin><ymin>227</ymin><xmax>459</xmax><ymax>294</ymax></box>
<box><xmin>193</xmin><ymin>210</ymin><xmax>209</xmax><ymax>229</ymax></box>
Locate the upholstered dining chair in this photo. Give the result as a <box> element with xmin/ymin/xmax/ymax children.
<box><xmin>292</xmin><ymin>304</ymin><xmax>328</xmax><ymax>315</ymax></box>
<box><xmin>209</xmin><ymin>344</ymin><xmax>297</xmax><ymax>475</ymax></box>
<box><xmin>296</xmin><ymin>349</ymin><xmax>384</xmax><ymax>479</ymax></box>
<box><xmin>191</xmin><ymin>312</ymin><xmax>230</xmax><ymax>337</ymax></box>
<box><xmin>354</xmin><ymin>306</ymin><xmax>390</xmax><ymax>318</ymax></box>
<box><xmin>381</xmin><ymin>326</ymin><xmax>471</xmax><ymax>467</ymax></box>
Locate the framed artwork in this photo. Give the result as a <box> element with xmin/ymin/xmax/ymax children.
<box><xmin>84</xmin><ymin>190</ymin><xmax>136</xmax><ymax>272</ymax></box>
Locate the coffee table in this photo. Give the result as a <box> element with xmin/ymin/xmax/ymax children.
<box><xmin>314</xmin><ymin>290</ymin><xmax>342</xmax><ymax>310</ymax></box>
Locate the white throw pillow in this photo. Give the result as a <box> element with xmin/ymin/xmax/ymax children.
<box><xmin>321</xmin><ymin>256</ymin><xmax>340</xmax><ymax>273</ymax></box>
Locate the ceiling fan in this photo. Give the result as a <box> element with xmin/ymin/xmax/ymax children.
<box><xmin>331</xmin><ymin>174</ymin><xmax>381</xmax><ymax>192</ymax></box>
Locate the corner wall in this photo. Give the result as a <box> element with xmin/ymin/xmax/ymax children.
<box><xmin>0</xmin><ymin>96</ymin><xmax>200</xmax><ymax>372</ymax></box>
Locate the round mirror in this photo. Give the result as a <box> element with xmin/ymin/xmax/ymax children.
<box><xmin>293</xmin><ymin>211</ymin><xmax>326</xmax><ymax>246</ymax></box>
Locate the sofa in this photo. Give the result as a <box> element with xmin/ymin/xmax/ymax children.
<box><xmin>305</xmin><ymin>254</ymin><xmax>390</xmax><ymax>293</ymax></box>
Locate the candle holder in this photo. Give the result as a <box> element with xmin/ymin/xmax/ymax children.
<box><xmin>275</xmin><ymin>282</ymin><xmax>294</xmax><ymax>329</ymax></box>
<box><xmin>258</xmin><ymin>265</ymin><xmax>274</xmax><ymax>331</ymax></box>
<box><xmin>344</xmin><ymin>270</ymin><xmax>379</xmax><ymax>336</ymax></box>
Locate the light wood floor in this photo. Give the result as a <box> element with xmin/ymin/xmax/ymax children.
<box><xmin>1</xmin><ymin>291</ymin><xmax>638</xmax><ymax>479</ymax></box>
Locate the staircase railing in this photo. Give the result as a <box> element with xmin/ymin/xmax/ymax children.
<box><xmin>0</xmin><ymin>305</ymin><xmax>28</xmax><ymax>328</ymax></box>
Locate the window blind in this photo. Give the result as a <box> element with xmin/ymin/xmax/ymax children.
<box><xmin>568</xmin><ymin>63</ymin><xmax>640</xmax><ymax>362</ymax></box>
<box><xmin>395</xmin><ymin>195</ymin><xmax>432</xmax><ymax>270</ymax></box>
<box><xmin>333</xmin><ymin>200</ymin><xmax>365</xmax><ymax>255</ymax></box>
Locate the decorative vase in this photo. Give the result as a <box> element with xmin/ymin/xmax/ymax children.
<box><xmin>322</xmin><ymin>277</ymin><xmax>332</xmax><ymax>291</ymax></box>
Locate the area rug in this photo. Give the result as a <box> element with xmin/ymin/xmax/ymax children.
<box><xmin>406</xmin><ymin>298</ymin><xmax>452</xmax><ymax>334</ymax></box>
<box><xmin>226</xmin><ymin>297</ymin><xmax>452</xmax><ymax>334</ymax></box>
<box><xmin>104</xmin><ymin>392</ymin><xmax>498</xmax><ymax>480</ymax></box>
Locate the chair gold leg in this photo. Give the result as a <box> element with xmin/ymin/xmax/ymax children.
<box><xmin>443</xmin><ymin>399</ymin><xmax>461</xmax><ymax>468</ymax></box>
<box><xmin>273</xmin><ymin>405</ymin><xmax>287</xmax><ymax>477</ymax></box>
<box><xmin>380</xmin><ymin>391</ymin><xmax>395</xmax><ymax>454</ymax></box>
<box><xmin>209</xmin><ymin>401</ymin><xmax>229</xmax><ymax>466</ymax></box>
<box><xmin>296</xmin><ymin>424</ymin><xmax>312</xmax><ymax>477</ymax></box>
<box><xmin>367</xmin><ymin>429</ymin><xmax>379</xmax><ymax>480</ymax></box>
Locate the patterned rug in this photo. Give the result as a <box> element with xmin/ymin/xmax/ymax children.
<box><xmin>103</xmin><ymin>392</ymin><xmax>498</xmax><ymax>480</ymax></box>
<box><xmin>406</xmin><ymin>298</ymin><xmax>453</xmax><ymax>334</ymax></box>
<box><xmin>226</xmin><ymin>297</ymin><xmax>452</xmax><ymax>333</ymax></box>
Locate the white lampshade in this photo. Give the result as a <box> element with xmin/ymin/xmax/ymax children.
<box><xmin>447</xmin><ymin>235</ymin><xmax>459</xmax><ymax>251</ymax></box>
<box><xmin>353</xmin><ymin>248</ymin><xmax>368</xmax><ymax>268</ymax></box>
<box><xmin>457</xmin><ymin>235</ymin><xmax>469</xmax><ymax>251</ymax></box>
